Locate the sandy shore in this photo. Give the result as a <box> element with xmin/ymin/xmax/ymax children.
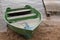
<box><xmin>0</xmin><ymin>20</ymin><xmax>60</xmax><ymax>40</ymax></box>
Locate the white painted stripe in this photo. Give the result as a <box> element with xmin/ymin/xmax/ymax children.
<box><xmin>8</xmin><ymin>9</ymin><xmax>31</xmax><ymax>14</ymax></box>
<box><xmin>7</xmin><ymin>13</ymin><xmax>36</xmax><ymax>20</ymax></box>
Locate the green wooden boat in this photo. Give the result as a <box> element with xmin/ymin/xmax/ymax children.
<box><xmin>4</xmin><ymin>5</ymin><xmax>42</xmax><ymax>39</ymax></box>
